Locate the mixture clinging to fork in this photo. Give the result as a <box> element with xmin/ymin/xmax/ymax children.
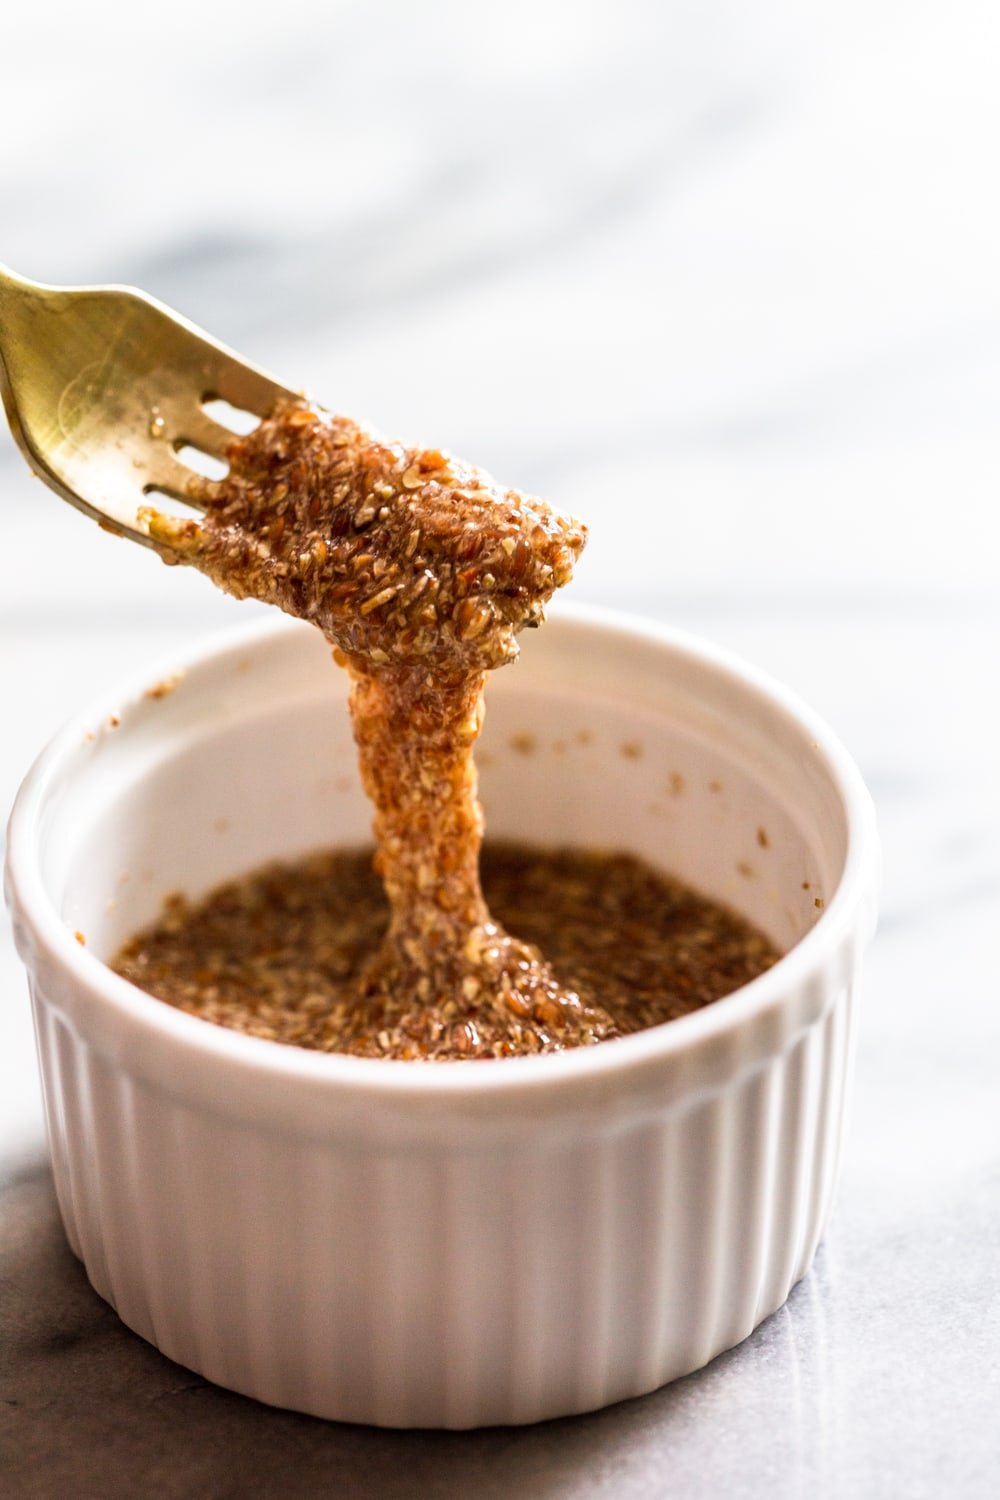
<box><xmin>143</xmin><ymin>400</ymin><xmax>616</xmax><ymax>1059</ymax></box>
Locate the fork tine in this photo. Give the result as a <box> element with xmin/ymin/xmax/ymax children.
<box><xmin>151</xmin><ymin>286</ymin><xmax>297</xmax><ymax>420</ymax></box>
<box><xmin>205</xmin><ymin>366</ymin><xmax>295</xmax><ymax>426</ymax></box>
<box><xmin>197</xmin><ymin>350</ymin><xmax>295</xmax><ymax>423</ymax></box>
<box><xmin>0</xmin><ymin>267</ymin><xmax>298</xmax><ymax>551</ymax></box>
<box><xmin>140</xmin><ymin>451</ymin><xmax>209</xmax><ymax>509</ymax></box>
<box><xmin>174</xmin><ymin>410</ymin><xmax>240</xmax><ymax>459</ymax></box>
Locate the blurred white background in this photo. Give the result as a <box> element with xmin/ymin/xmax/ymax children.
<box><xmin>1</xmin><ymin>3</ymin><xmax>998</xmax><ymax>1493</ymax></box>
<box><xmin>3</xmin><ymin>0</ymin><xmax>997</xmax><ymax>614</ymax></box>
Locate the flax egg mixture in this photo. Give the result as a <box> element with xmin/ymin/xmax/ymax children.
<box><xmin>114</xmin><ymin>403</ymin><xmax>778</xmax><ymax>1059</ymax></box>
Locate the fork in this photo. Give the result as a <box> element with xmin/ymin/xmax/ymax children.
<box><xmin>0</xmin><ymin>263</ymin><xmax>296</xmax><ymax>553</ymax></box>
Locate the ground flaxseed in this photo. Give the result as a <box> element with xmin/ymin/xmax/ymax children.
<box><xmin>125</xmin><ymin>401</ymin><xmax>779</xmax><ymax>1059</ymax></box>
<box><xmin>112</xmin><ymin>843</ymin><xmax>778</xmax><ymax>1060</ymax></box>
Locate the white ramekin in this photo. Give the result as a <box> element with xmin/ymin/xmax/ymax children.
<box><xmin>5</xmin><ymin>606</ymin><xmax>878</xmax><ymax>1429</ymax></box>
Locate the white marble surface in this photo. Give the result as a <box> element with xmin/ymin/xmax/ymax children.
<box><xmin>1</xmin><ymin>2</ymin><xmax>998</xmax><ymax>1495</ymax></box>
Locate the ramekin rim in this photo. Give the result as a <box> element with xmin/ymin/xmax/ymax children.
<box><xmin>5</xmin><ymin>604</ymin><xmax>879</xmax><ymax>1100</ymax></box>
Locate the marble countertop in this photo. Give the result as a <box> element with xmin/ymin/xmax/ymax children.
<box><xmin>2</xmin><ymin>2</ymin><xmax>998</xmax><ymax>1495</ymax></box>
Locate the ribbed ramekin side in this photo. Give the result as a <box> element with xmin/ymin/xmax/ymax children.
<box><xmin>753</xmin><ymin>1014</ymin><xmax>824</xmax><ymax>1321</ymax></box>
<box><xmin>477</xmin><ymin>962</ymin><xmax>861</xmax><ymax>1424</ymax></box>
<box><xmin>30</xmin><ymin>984</ymin><xmax>82</xmax><ymax>1260</ymax></box>
<box><xmin>38</xmin><ymin>1003</ymin><xmax>129</xmax><ymax>1317</ymax></box>
<box><xmin>434</xmin><ymin>963</ymin><xmax>860</xmax><ymax>1426</ymax></box>
<box><xmin>797</xmin><ymin>975</ymin><xmax>858</xmax><ymax>1282</ymax></box>
<box><xmin>25</xmin><ymin>944</ymin><xmax>862</xmax><ymax>1429</ymax></box>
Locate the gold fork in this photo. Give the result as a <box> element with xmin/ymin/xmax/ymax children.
<box><xmin>0</xmin><ymin>263</ymin><xmax>296</xmax><ymax>553</ymax></box>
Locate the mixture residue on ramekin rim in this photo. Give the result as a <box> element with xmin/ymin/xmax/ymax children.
<box><xmin>121</xmin><ymin>402</ymin><xmax>778</xmax><ymax>1059</ymax></box>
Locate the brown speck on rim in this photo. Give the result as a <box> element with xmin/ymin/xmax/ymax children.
<box><xmin>236</xmin><ymin>659</ymin><xmax>253</xmax><ymax>673</ymax></box>
<box><xmin>74</xmin><ymin>930</ymin><xmax>86</xmax><ymax>946</ymax></box>
<box><xmin>802</xmin><ymin>880</ymin><xmax>811</xmax><ymax>891</ymax></box>
<box><xmin>510</xmin><ymin>732</ymin><xmax>537</xmax><ymax>756</ymax></box>
<box><xmin>814</xmin><ymin>897</ymin><xmax>825</xmax><ymax>909</ymax></box>
<box><xmin>668</xmin><ymin>771</ymin><xmax>685</xmax><ymax>797</ymax></box>
<box><xmin>621</xmin><ymin>741</ymin><xmax>642</xmax><ymax>761</ymax></box>
<box><xmin>575</xmin><ymin>729</ymin><xmax>593</xmax><ymax>747</ymax></box>
<box><xmin>736</xmin><ymin>861</ymin><xmax>754</xmax><ymax>878</ymax></box>
<box><xmin>84</xmin><ymin>731</ymin><xmax>95</xmax><ymax>743</ymax></box>
<box><xmin>708</xmin><ymin>779</ymin><xmax>723</xmax><ymax>794</ymax></box>
<box><xmin>145</xmin><ymin>673</ymin><xmax>183</xmax><ymax>700</ymax></box>
<box><xmin>108</xmin><ymin>714</ymin><xmax>121</xmax><ymax>729</ymax></box>
<box><xmin>757</xmin><ymin>827</ymin><xmax>770</xmax><ymax>849</ymax></box>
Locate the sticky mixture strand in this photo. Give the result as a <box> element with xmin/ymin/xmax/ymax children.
<box><xmin>112</xmin><ymin>844</ymin><xmax>780</xmax><ymax>1059</ymax></box>
<box><xmin>142</xmin><ymin>403</ymin><xmax>626</xmax><ymax>1057</ymax></box>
